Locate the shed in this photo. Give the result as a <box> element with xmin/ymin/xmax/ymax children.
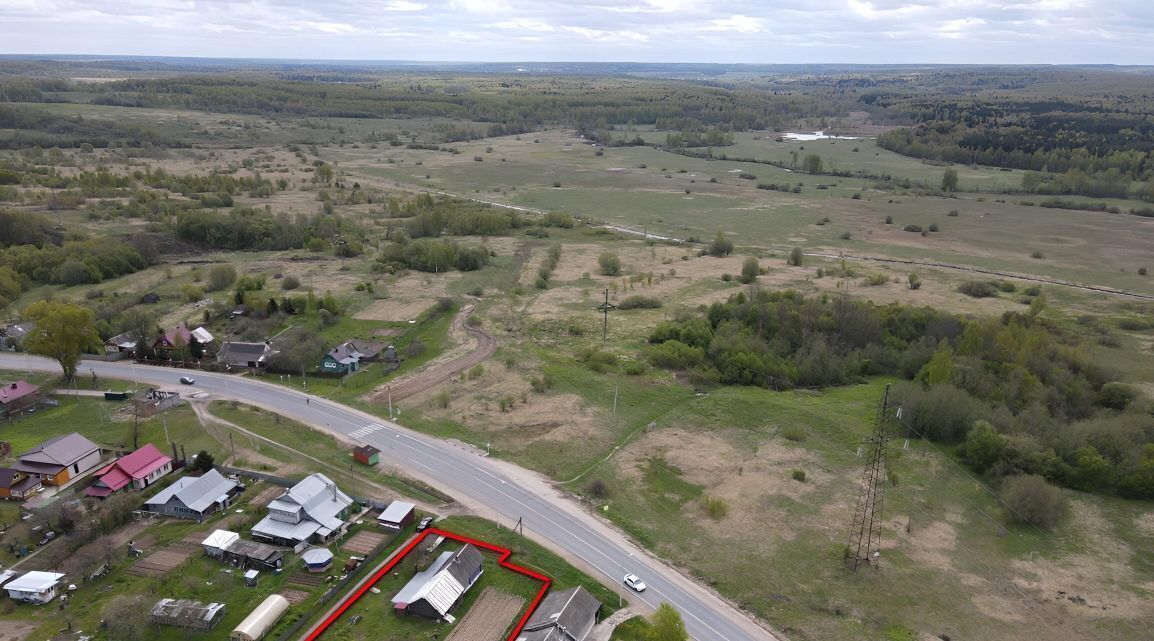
<box><xmin>151</xmin><ymin>598</ymin><xmax>228</xmax><ymax>631</ymax></box>
<box><xmin>202</xmin><ymin>529</ymin><xmax>241</xmax><ymax>558</ymax></box>
<box><xmin>353</xmin><ymin>445</ymin><xmax>380</xmax><ymax>466</ymax></box>
<box><xmin>302</xmin><ymin>548</ymin><xmax>334</xmax><ymax>573</ymax></box>
<box><xmin>230</xmin><ymin>593</ymin><xmax>289</xmax><ymax>641</ymax></box>
<box><xmin>377</xmin><ymin>500</ymin><xmax>415</xmax><ymax>531</ymax></box>
<box><xmin>5</xmin><ymin>571</ymin><xmax>65</xmax><ymax>604</ymax></box>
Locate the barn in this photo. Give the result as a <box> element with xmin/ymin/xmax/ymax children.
<box><xmin>377</xmin><ymin>500</ymin><xmax>415</xmax><ymax>531</ymax></box>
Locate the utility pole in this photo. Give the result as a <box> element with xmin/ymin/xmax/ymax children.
<box><xmin>845</xmin><ymin>383</ymin><xmax>894</xmax><ymax>571</ymax></box>
<box><xmin>388</xmin><ymin>386</ymin><xmax>393</xmax><ymax>419</ymax></box>
<box><xmin>595</xmin><ymin>289</ymin><xmax>617</xmax><ymax>342</ymax></box>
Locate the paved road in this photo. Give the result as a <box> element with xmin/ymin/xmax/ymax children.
<box><xmin>1</xmin><ymin>355</ymin><xmax>777</xmax><ymax>641</ymax></box>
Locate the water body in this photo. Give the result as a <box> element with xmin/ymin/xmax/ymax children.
<box><xmin>781</xmin><ymin>131</ymin><xmax>860</xmax><ymax>141</ymax></box>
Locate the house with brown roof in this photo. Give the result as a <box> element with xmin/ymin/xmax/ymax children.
<box><xmin>217</xmin><ymin>342</ymin><xmax>277</xmax><ymax>369</ymax></box>
<box><xmin>13</xmin><ymin>433</ymin><xmax>103</xmax><ymax>486</ymax></box>
<box><xmin>84</xmin><ymin>443</ymin><xmax>173</xmax><ymax>498</ymax></box>
<box><xmin>0</xmin><ymin>468</ymin><xmax>42</xmax><ymax>501</ymax></box>
<box><xmin>0</xmin><ymin>381</ymin><xmax>39</xmax><ymax>419</ymax></box>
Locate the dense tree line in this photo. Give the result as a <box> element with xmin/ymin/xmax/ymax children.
<box><xmin>174</xmin><ymin>206</ymin><xmax>358</xmax><ymax>251</ymax></box>
<box><xmin>873</xmin><ymin>95</ymin><xmax>1154</xmax><ymax>199</ymax></box>
<box><xmin>397</xmin><ymin>194</ymin><xmax>528</xmax><ymax>238</ymax></box>
<box><xmin>0</xmin><ymin>104</ymin><xmax>182</xmax><ymax>150</ymax></box>
<box><xmin>645</xmin><ymin>289</ymin><xmax>1152</xmax><ymax>497</ymax></box>
<box><xmin>376</xmin><ymin>237</ymin><xmax>490</xmax><ymax>273</ymax></box>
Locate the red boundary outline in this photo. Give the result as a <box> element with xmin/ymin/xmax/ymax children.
<box><xmin>303</xmin><ymin>527</ymin><xmax>552</xmax><ymax>641</ymax></box>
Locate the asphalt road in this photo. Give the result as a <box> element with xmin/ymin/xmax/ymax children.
<box><xmin>1</xmin><ymin>355</ymin><xmax>777</xmax><ymax>641</ymax></box>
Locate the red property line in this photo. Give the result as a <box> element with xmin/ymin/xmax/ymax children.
<box><xmin>303</xmin><ymin>527</ymin><xmax>552</xmax><ymax>641</ymax></box>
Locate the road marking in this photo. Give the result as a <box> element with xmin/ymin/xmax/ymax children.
<box><xmin>348</xmin><ymin>423</ymin><xmax>385</xmax><ymax>440</ymax></box>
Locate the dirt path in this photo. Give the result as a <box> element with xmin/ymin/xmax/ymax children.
<box><xmin>445</xmin><ymin>587</ymin><xmax>525</xmax><ymax>641</ymax></box>
<box><xmin>589</xmin><ymin>607</ymin><xmax>642</xmax><ymax>641</ymax></box>
<box><xmin>367</xmin><ymin>303</ymin><xmax>497</xmax><ymax>405</ymax></box>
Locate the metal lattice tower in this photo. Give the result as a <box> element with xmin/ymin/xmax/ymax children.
<box><xmin>846</xmin><ymin>383</ymin><xmax>893</xmax><ymax>571</ymax></box>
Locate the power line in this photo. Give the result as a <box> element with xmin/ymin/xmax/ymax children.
<box><xmin>845</xmin><ymin>383</ymin><xmax>893</xmax><ymax>570</ymax></box>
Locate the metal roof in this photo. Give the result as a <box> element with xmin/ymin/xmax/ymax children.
<box><xmin>251</xmin><ymin>514</ymin><xmax>322</xmax><ymax>542</ymax></box>
<box><xmin>0</xmin><ymin>380</ymin><xmax>39</xmax><ymax>405</ymax></box>
<box><xmin>517</xmin><ymin>586</ymin><xmax>603</xmax><ymax>641</ymax></box>
<box><xmin>378</xmin><ymin>500</ymin><xmax>415</xmax><ymax>524</ymax></box>
<box><xmin>391</xmin><ymin>545</ymin><xmax>484</xmax><ymax>617</ymax></box>
<box><xmin>145</xmin><ymin>469</ymin><xmax>237</xmax><ymax>514</ymax></box>
<box><xmin>18</xmin><ymin>432</ymin><xmax>99</xmax><ymax>466</ymax></box>
<box><xmin>4</xmin><ymin>571</ymin><xmax>65</xmax><ymax>593</ymax></box>
<box><xmin>302</xmin><ymin>548</ymin><xmax>334</xmax><ymax>564</ymax></box>
<box><xmin>202</xmin><ymin>529</ymin><xmax>240</xmax><ymax>550</ymax></box>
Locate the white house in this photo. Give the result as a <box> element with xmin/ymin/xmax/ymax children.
<box><xmin>5</xmin><ymin>571</ymin><xmax>66</xmax><ymax>604</ymax></box>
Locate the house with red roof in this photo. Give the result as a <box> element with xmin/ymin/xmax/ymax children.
<box><xmin>84</xmin><ymin>443</ymin><xmax>173</xmax><ymax>498</ymax></box>
<box><xmin>0</xmin><ymin>381</ymin><xmax>39</xmax><ymax>419</ymax></box>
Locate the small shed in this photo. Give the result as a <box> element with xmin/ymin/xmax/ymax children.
<box><xmin>202</xmin><ymin>530</ymin><xmax>241</xmax><ymax>559</ymax></box>
<box><xmin>230</xmin><ymin>593</ymin><xmax>290</xmax><ymax>641</ymax></box>
<box><xmin>353</xmin><ymin>445</ymin><xmax>380</xmax><ymax>466</ymax></box>
<box><xmin>302</xmin><ymin>548</ymin><xmax>334</xmax><ymax>573</ymax></box>
<box><xmin>5</xmin><ymin>571</ymin><xmax>65</xmax><ymax>604</ymax></box>
<box><xmin>377</xmin><ymin>500</ymin><xmax>416</xmax><ymax>531</ymax></box>
<box><xmin>243</xmin><ymin>569</ymin><xmax>260</xmax><ymax>587</ymax></box>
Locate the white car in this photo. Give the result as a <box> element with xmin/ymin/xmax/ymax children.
<box><xmin>179</xmin><ymin>376</ymin><xmax>195</xmax><ymax>385</ymax></box>
<box><xmin>624</xmin><ymin>573</ymin><xmax>646</xmax><ymax>592</ymax></box>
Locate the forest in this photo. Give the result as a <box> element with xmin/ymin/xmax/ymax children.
<box><xmin>646</xmin><ymin>288</ymin><xmax>1153</xmax><ymax>498</ymax></box>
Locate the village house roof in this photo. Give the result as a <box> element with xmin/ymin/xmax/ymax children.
<box><xmin>16</xmin><ymin>433</ymin><xmax>99</xmax><ymax>473</ymax></box>
<box><xmin>202</xmin><ymin>529</ymin><xmax>241</xmax><ymax>550</ymax></box>
<box><xmin>347</xmin><ymin>339</ymin><xmax>387</xmax><ymax>360</ymax></box>
<box><xmin>326</xmin><ymin>342</ymin><xmax>363</xmax><ymax>365</ymax></box>
<box><xmin>156</xmin><ymin>323</ymin><xmax>193</xmax><ymax>348</ymax></box>
<box><xmin>190</xmin><ymin>327</ymin><xmax>214</xmax><ymax>344</ymax></box>
<box><xmin>145</xmin><ymin>469</ymin><xmax>237</xmax><ymax>514</ymax></box>
<box><xmin>378</xmin><ymin>500</ymin><xmax>415</xmax><ymax>524</ymax></box>
<box><xmin>253</xmin><ymin>473</ymin><xmax>351</xmax><ymax>542</ymax></box>
<box><xmin>85</xmin><ymin>444</ymin><xmax>172</xmax><ymax>497</ymax></box>
<box><xmin>4</xmin><ymin>571</ymin><xmax>65</xmax><ymax>593</ymax></box>
<box><xmin>0</xmin><ymin>468</ymin><xmax>39</xmax><ymax>494</ymax></box>
<box><xmin>517</xmin><ymin>586</ymin><xmax>603</xmax><ymax>641</ymax></box>
<box><xmin>217</xmin><ymin>341</ymin><xmax>277</xmax><ymax>366</ymax></box>
<box><xmin>0</xmin><ymin>380</ymin><xmax>39</xmax><ymax>406</ymax></box>
<box><xmin>104</xmin><ymin>332</ymin><xmax>138</xmax><ymax>350</ymax></box>
<box><xmin>392</xmin><ymin>545</ymin><xmax>484</xmax><ymax>617</ymax></box>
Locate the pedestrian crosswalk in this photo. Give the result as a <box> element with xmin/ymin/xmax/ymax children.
<box><xmin>349</xmin><ymin>423</ymin><xmax>386</xmax><ymax>440</ymax></box>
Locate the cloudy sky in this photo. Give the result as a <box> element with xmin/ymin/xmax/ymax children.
<box><xmin>0</xmin><ymin>0</ymin><xmax>1150</xmax><ymax>64</ymax></box>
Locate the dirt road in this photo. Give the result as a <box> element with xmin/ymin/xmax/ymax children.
<box><xmin>368</xmin><ymin>303</ymin><xmax>497</xmax><ymax>405</ymax></box>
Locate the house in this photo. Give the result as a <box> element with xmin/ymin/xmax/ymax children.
<box><xmin>0</xmin><ymin>468</ymin><xmax>41</xmax><ymax>501</ymax></box>
<box><xmin>217</xmin><ymin>341</ymin><xmax>277</xmax><ymax>369</ymax></box>
<box><xmin>352</xmin><ymin>445</ymin><xmax>380</xmax><ymax>466</ymax></box>
<box><xmin>320</xmin><ymin>342</ymin><xmax>363</xmax><ymax>374</ymax></box>
<box><xmin>13</xmin><ymin>433</ymin><xmax>102</xmax><ymax>486</ymax></box>
<box><xmin>1</xmin><ymin>323</ymin><xmax>33</xmax><ymax>349</ymax></box>
<box><xmin>391</xmin><ymin>544</ymin><xmax>484</xmax><ymax>620</ymax></box>
<box><xmin>153</xmin><ymin>323</ymin><xmax>193</xmax><ymax>354</ymax></box>
<box><xmin>377</xmin><ymin>500</ymin><xmax>415</xmax><ymax>531</ymax></box>
<box><xmin>0</xmin><ymin>570</ymin><xmax>17</xmax><ymax>589</ymax></box>
<box><xmin>348</xmin><ymin>339</ymin><xmax>394</xmax><ymax>363</ymax></box>
<box><xmin>84</xmin><ymin>443</ymin><xmax>173</xmax><ymax>498</ymax></box>
<box><xmin>103</xmin><ymin>332</ymin><xmax>138</xmax><ymax>354</ymax></box>
<box><xmin>251</xmin><ymin>473</ymin><xmax>353</xmax><ymax>547</ymax></box>
<box><xmin>5</xmin><ymin>571</ymin><xmax>65</xmax><ymax>604</ymax></box>
<box><xmin>190</xmin><ymin>326</ymin><xmax>214</xmax><ymax>346</ymax></box>
<box><xmin>150</xmin><ymin>598</ymin><xmax>228</xmax><ymax>631</ymax></box>
<box><xmin>0</xmin><ymin>380</ymin><xmax>40</xmax><ymax>419</ymax></box>
<box><xmin>144</xmin><ymin>469</ymin><xmax>239</xmax><ymax>521</ymax></box>
<box><xmin>515</xmin><ymin>586</ymin><xmax>603</xmax><ymax>641</ymax></box>
<box><xmin>230</xmin><ymin>594</ymin><xmax>289</xmax><ymax>641</ymax></box>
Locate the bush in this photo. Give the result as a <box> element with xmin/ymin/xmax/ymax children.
<box><xmin>433</xmin><ymin>389</ymin><xmax>451</xmax><ymax>409</ymax></box>
<box><xmin>958</xmin><ymin>280</ymin><xmax>997</xmax><ymax>298</ymax></box>
<box><xmin>791</xmin><ymin>469</ymin><xmax>807</xmax><ymax>482</ymax></box>
<box><xmin>579</xmin><ymin>348</ymin><xmax>618</xmax><ymax>373</ymax></box>
<box><xmin>281</xmin><ymin>274</ymin><xmax>301</xmax><ymax>290</ymax></box>
<box><xmin>1140</xmin><ymin>267</ymin><xmax>1148</xmax><ymax>276</ymax></box>
<box><xmin>928</xmin><ymin>223</ymin><xmax>939</xmax><ymax>232</ymax></box>
<box><xmin>400</xmin><ymin>340</ymin><xmax>426</xmax><ymax>359</ymax></box>
<box><xmin>948</xmin><ymin>209</ymin><xmax>960</xmax><ymax>217</ymax></box>
<box><xmin>885</xmin><ymin>215</ymin><xmax>894</xmax><ymax>224</ymax></box>
<box><xmin>618</xmin><ymin>295</ymin><xmax>662</xmax><ymax>309</ymax></box>
<box><xmin>206</xmin><ymin>264</ymin><xmax>237</xmax><ymax>292</ymax></box>
<box><xmin>709</xmin><ymin>231</ymin><xmax>734</xmax><ymax>257</ymax></box>
<box><xmin>781</xmin><ymin>425</ymin><xmax>807</xmax><ymax>442</ymax></box>
<box><xmin>787</xmin><ymin>247</ymin><xmax>804</xmax><ymax>267</ymax></box>
<box><xmin>1001</xmin><ymin>474</ymin><xmax>1067</xmax><ymax>530</ymax></box>
<box><xmin>1097</xmin><ymin>382</ymin><xmax>1136</xmax><ymax>410</ymax></box>
<box><xmin>467</xmin><ymin>364</ymin><xmax>484</xmax><ymax>380</ymax></box>
<box><xmin>598</xmin><ymin>252</ymin><xmax>622</xmax><ymax>276</ymax></box>
<box><xmin>740</xmin><ymin>256</ymin><xmax>759</xmax><ymax>283</ymax></box>
<box><xmin>908</xmin><ymin>273</ymin><xmax>921</xmax><ymax>290</ymax></box>
<box><xmin>903</xmin><ymin>224</ymin><xmax>923</xmax><ymax>233</ymax></box>
<box><xmin>587</xmin><ymin>478</ymin><xmax>610</xmax><ymax>499</ymax></box>
<box><xmin>702</xmin><ymin>496</ymin><xmax>729</xmax><ymax>520</ymax></box>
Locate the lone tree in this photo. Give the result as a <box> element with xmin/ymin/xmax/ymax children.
<box><xmin>647</xmin><ymin>603</ymin><xmax>688</xmax><ymax>641</ymax></box>
<box><xmin>709</xmin><ymin>230</ymin><xmax>734</xmax><ymax>257</ymax></box>
<box><xmin>787</xmin><ymin>247</ymin><xmax>804</xmax><ymax>267</ymax></box>
<box><xmin>941</xmin><ymin>168</ymin><xmax>959</xmax><ymax>192</ymax></box>
<box><xmin>740</xmin><ymin>257</ymin><xmax>760</xmax><ymax>283</ymax></box>
<box><xmin>23</xmin><ymin>300</ymin><xmax>100</xmax><ymax>382</ymax></box>
<box><xmin>598</xmin><ymin>252</ymin><xmax>622</xmax><ymax>276</ymax></box>
<box><xmin>101</xmin><ymin>595</ymin><xmax>152</xmax><ymax>641</ymax></box>
<box><xmin>192</xmin><ymin>450</ymin><xmax>216</xmax><ymax>473</ymax></box>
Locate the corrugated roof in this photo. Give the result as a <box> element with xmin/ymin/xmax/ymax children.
<box><xmin>146</xmin><ymin>469</ymin><xmax>236</xmax><ymax>514</ymax></box>
<box><xmin>4</xmin><ymin>571</ymin><xmax>64</xmax><ymax>593</ymax></box>
<box><xmin>251</xmin><ymin>514</ymin><xmax>321</xmax><ymax>542</ymax></box>
<box><xmin>517</xmin><ymin>586</ymin><xmax>602</xmax><ymax>641</ymax></box>
<box><xmin>202</xmin><ymin>529</ymin><xmax>240</xmax><ymax>550</ymax></box>
<box><xmin>19</xmin><ymin>433</ymin><xmax>99</xmax><ymax>467</ymax></box>
<box><xmin>217</xmin><ymin>341</ymin><xmax>276</xmax><ymax>365</ymax></box>
<box><xmin>0</xmin><ymin>380</ymin><xmax>39</xmax><ymax>405</ymax></box>
<box><xmin>302</xmin><ymin>548</ymin><xmax>333</xmax><ymax>564</ymax></box>
<box><xmin>378</xmin><ymin>500</ymin><xmax>415</xmax><ymax>524</ymax></box>
<box><xmin>391</xmin><ymin>545</ymin><xmax>483</xmax><ymax>617</ymax></box>
<box><xmin>115</xmin><ymin>444</ymin><xmax>172</xmax><ymax>479</ymax></box>
<box><xmin>279</xmin><ymin>473</ymin><xmax>352</xmax><ymax>532</ymax></box>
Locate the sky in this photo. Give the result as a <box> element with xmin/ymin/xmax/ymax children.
<box><xmin>0</xmin><ymin>0</ymin><xmax>1151</xmax><ymax>65</ymax></box>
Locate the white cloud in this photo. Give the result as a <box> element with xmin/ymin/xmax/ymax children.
<box><xmin>492</xmin><ymin>18</ymin><xmax>555</xmax><ymax>32</ymax></box>
<box><xmin>936</xmin><ymin>15</ymin><xmax>986</xmax><ymax>37</ymax></box>
<box><xmin>704</xmin><ymin>14</ymin><xmax>765</xmax><ymax>33</ymax></box>
<box><xmin>563</xmin><ymin>25</ymin><xmax>649</xmax><ymax>42</ymax></box>
<box><xmin>384</xmin><ymin>1</ymin><xmax>426</xmax><ymax>10</ymax></box>
<box><xmin>449</xmin><ymin>0</ymin><xmax>510</xmax><ymax>13</ymax></box>
<box><xmin>847</xmin><ymin>0</ymin><xmax>928</xmax><ymax>20</ymax></box>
